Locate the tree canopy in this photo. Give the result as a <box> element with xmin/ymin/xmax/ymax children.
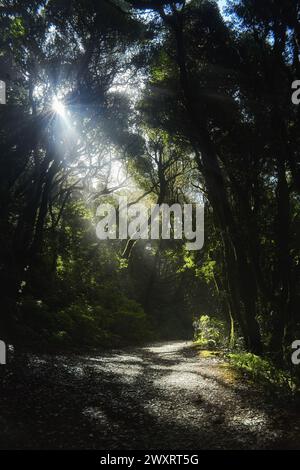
<box><xmin>0</xmin><ymin>0</ymin><xmax>299</xmax><ymax>370</ymax></box>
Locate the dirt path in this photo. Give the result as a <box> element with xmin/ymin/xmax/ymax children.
<box><xmin>1</xmin><ymin>341</ymin><xmax>300</xmax><ymax>449</ymax></box>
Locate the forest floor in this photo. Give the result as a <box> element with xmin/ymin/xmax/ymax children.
<box><xmin>1</xmin><ymin>340</ymin><xmax>300</xmax><ymax>449</ymax></box>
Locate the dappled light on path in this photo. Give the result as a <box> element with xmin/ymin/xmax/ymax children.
<box><xmin>1</xmin><ymin>342</ymin><xmax>300</xmax><ymax>450</ymax></box>
<box><xmin>73</xmin><ymin>341</ymin><xmax>300</xmax><ymax>449</ymax></box>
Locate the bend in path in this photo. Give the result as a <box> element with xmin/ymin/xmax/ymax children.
<box><xmin>1</xmin><ymin>341</ymin><xmax>300</xmax><ymax>449</ymax></box>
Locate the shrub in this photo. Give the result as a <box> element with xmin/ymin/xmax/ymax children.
<box><xmin>228</xmin><ymin>352</ymin><xmax>297</xmax><ymax>394</ymax></box>
<box><xmin>194</xmin><ymin>315</ymin><xmax>226</xmax><ymax>349</ymax></box>
<box><xmin>54</xmin><ymin>298</ymin><xmax>150</xmax><ymax>349</ymax></box>
<box><xmin>16</xmin><ymin>291</ymin><xmax>152</xmax><ymax>351</ymax></box>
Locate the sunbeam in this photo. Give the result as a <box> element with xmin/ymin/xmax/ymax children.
<box><xmin>52</xmin><ymin>96</ymin><xmax>66</xmax><ymax>117</ymax></box>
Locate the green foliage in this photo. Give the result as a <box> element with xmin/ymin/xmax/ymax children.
<box><xmin>10</xmin><ymin>18</ymin><xmax>25</xmax><ymax>38</ymax></box>
<box><xmin>198</xmin><ymin>260</ymin><xmax>217</xmax><ymax>284</ymax></box>
<box><xmin>0</xmin><ymin>0</ymin><xmax>299</xmax><ymax>368</ymax></box>
<box><xmin>194</xmin><ymin>315</ymin><xmax>226</xmax><ymax>349</ymax></box>
<box><xmin>228</xmin><ymin>352</ymin><xmax>298</xmax><ymax>395</ymax></box>
<box><xmin>55</xmin><ymin>298</ymin><xmax>149</xmax><ymax>348</ymax></box>
<box><xmin>17</xmin><ymin>292</ymin><xmax>151</xmax><ymax>350</ymax></box>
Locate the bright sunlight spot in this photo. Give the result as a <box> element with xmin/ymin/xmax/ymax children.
<box><xmin>52</xmin><ymin>96</ymin><xmax>66</xmax><ymax>116</ymax></box>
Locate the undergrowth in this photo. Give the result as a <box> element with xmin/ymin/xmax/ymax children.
<box><xmin>228</xmin><ymin>352</ymin><xmax>299</xmax><ymax>398</ymax></box>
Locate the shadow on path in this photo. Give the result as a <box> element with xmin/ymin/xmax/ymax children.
<box><xmin>0</xmin><ymin>341</ymin><xmax>299</xmax><ymax>449</ymax></box>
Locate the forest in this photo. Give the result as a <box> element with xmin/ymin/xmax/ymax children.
<box><xmin>0</xmin><ymin>0</ymin><xmax>300</xmax><ymax>451</ymax></box>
